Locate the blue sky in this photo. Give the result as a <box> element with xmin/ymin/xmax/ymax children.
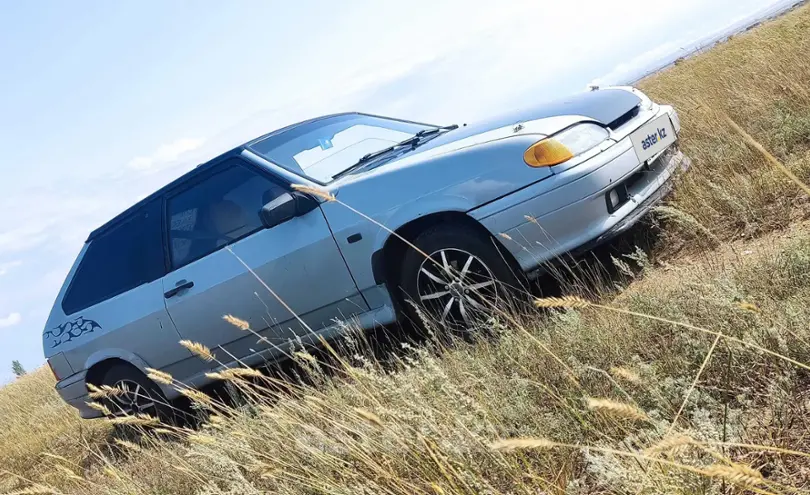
<box><xmin>0</xmin><ymin>0</ymin><xmax>794</xmax><ymax>383</ymax></box>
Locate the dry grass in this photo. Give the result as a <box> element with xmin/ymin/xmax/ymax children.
<box><xmin>0</xmin><ymin>369</ymin><xmax>110</xmax><ymax>491</ymax></box>
<box><xmin>3</xmin><ymin>5</ymin><xmax>810</xmax><ymax>494</ymax></box>
<box><xmin>6</xmin><ymin>219</ymin><xmax>810</xmax><ymax>494</ymax></box>
<box><xmin>638</xmin><ymin>3</ymin><xmax>810</xmax><ymax>249</ymax></box>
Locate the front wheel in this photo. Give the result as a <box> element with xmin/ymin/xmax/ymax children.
<box><xmin>399</xmin><ymin>224</ymin><xmax>525</xmax><ymax>331</ymax></box>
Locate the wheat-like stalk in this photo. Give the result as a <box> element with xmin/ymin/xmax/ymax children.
<box><xmin>179</xmin><ymin>340</ymin><xmax>215</xmax><ymax>362</ymax></box>
<box><xmin>178</xmin><ymin>388</ymin><xmax>213</xmax><ymax>406</ymax></box>
<box><xmin>736</xmin><ymin>301</ymin><xmax>761</xmax><ymax>313</ymax></box>
<box><xmin>219</xmin><ymin>367</ymin><xmax>264</xmax><ymax>380</ymax></box>
<box><xmin>153</xmin><ymin>427</ymin><xmax>184</xmax><ymax>437</ymax></box>
<box><xmin>705</xmin><ymin>463</ymin><xmax>764</xmax><ymax>487</ymax></box>
<box><xmin>40</xmin><ymin>452</ymin><xmax>70</xmax><ymax>463</ymax></box>
<box><xmin>109</xmin><ymin>414</ymin><xmax>160</xmax><ymax>427</ymax></box>
<box><xmin>354</xmin><ymin>408</ymin><xmax>384</xmax><ymax>427</ymax></box>
<box><xmin>85</xmin><ymin>401</ymin><xmax>112</xmax><ymax>416</ymax></box>
<box><xmin>302</xmin><ymin>395</ymin><xmax>328</xmax><ymax>411</ymax></box>
<box><xmin>188</xmin><ymin>434</ymin><xmax>217</xmax><ymax>446</ymax></box>
<box><xmin>586</xmin><ymin>398</ymin><xmax>649</xmax><ymax>421</ymax></box>
<box><xmin>113</xmin><ymin>438</ymin><xmax>142</xmax><ymax>452</ymax></box>
<box><xmin>534</xmin><ymin>296</ymin><xmax>592</xmax><ymax>309</ymax></box>
<box><xmin>489</xmin><ymin>437</ymin><xmax>557</xmax><ymax>452</ymax></box>
<box><xmin>259</xmin><ymin>467</ymin><xmax>278</xmax><ymax>480</ymax></box>
<box><xmin>222</xmin><ymin>314</ymin><xmax>250</xmax><ymax>331</ymax></box>
<box><xmin>102</xmin><ymin>466</ymin><xmax>119</xmax><ymax>479</ymax></box>
<box><xmin>145</xmin><ymin>367</ymin><xmax>174</xmax><ymax>385</ymax></box>
<box><xmin>645</xmin><ymin>435</ymin><xmax>695</xmax><ymax>455</ymax></box>
<box><xmin>204</xmin><ymin>421</ymin><xmax>223</xmax><ymax>431</ymax></box>
<box><xmin>293</xmin><ymin>351</ymin><xmax>318</xmax><ymax>364</ymax></box>
<box><xmin>87</xmin><ymin>383</ymin><xmax>125</xmax><ymax>399</ymax></box>
<box><xmin>294</xmin><ymin>351</ymin><xmax>318</xmax><ymax>364</ymax></box>
<box><xmin>205</xmin><ymin>372</ymin><xmax>225</xmax><ymax>381</ymax></box>
<box><xmin>85</xmin><ymin>383</ymin><xmax>102</xmax><ymax>398</ymax></box>
<box><xmin>610</xmin><ymin>366</ymin><xmax>642</xmax><ymax>384</ymax></box>
<box><xmin>498</xmin><ymin>233</ymin><xmax>513</xmax><ymax>241</ymax></box>
<box><xmin>290</xmin><ymin>184</ymin><xmax>336</xmax><ymax>202</ymax></box>
<box><xmin>54</xmin><ymin>464</ymin><xmax>83</xmax><ymax>482</ymax></box>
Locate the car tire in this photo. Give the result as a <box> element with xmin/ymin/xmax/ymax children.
<box><xmin>398</xmin><ymin>223</ymin><xmax>526</xmax><ymax>332</ymax></box>
<box><xmin>96</xmin><ymin>364</ymin><xmax>174</xmax><ymax>423</ymax></box>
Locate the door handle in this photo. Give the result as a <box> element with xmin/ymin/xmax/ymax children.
<box><xmin>164</xmin><ymin>280</ymin><xmax>194</xmax><ymax>299</ymax></box>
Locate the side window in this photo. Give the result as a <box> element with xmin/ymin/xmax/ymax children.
<box><xmin>62</xmin><ymin>200</ymin><xmax>165</xmax><ymax>315</ymax></box>
<box><xmin>167</xmin><ymin>160</ymin><xmax>287</xmax><ymax>269</ymax></box>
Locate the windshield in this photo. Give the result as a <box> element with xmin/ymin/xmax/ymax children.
<box><xmin>247</xmin><ymin>114</ymin><xmax>435</xmax><ymax>183</ymax></box>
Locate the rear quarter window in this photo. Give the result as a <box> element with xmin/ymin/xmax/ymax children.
<box><xmin>62</xmin><ymin>200</ymin><xmax>165</xmax><ymax>315</ymax></box>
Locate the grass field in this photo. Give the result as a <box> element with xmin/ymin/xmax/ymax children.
<box><xmin>2</xmin><ymin>4</ymin><xmax>810</xmax><ymax>494</ymax></box>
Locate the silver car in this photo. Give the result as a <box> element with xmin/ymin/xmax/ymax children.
<box><xmin>44</xmin><ymin>86</ymin><xmax>687</xmax><ymax>419</ymax></box>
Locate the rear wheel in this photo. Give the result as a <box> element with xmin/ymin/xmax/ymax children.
<box><xmin>398</xmin><ymin>224</ymin><xmax>525</xmax><ymax>331</ymax></box>
<box><xmin>96</xmin><ymin>364</ymin><xmax>174</xmax><ymax>423</ymax></box>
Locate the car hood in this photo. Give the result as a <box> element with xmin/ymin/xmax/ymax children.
<box><xmin>333</xmin><ymin>88</ymin><xmax>641</xmax><ymax>184</ymax></box>
<box><xmin>430</xmin><ymin>87</ymin><xmax>640</xmax><ymax>146</ymax></box>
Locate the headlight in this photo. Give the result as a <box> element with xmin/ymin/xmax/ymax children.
<box><xmin>523</xmin><ymin>123</ymin><xmax>610</xmax><ymax>167</ymax></box>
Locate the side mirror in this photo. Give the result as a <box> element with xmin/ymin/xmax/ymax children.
<box><xmin>259</xmin><ymin>192</ymin><xmax>318</xmax><ymax>229</ymax></box>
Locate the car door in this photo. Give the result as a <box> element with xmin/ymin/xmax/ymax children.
<box><xmin>161</xmin><ymin>157</ymin><xmax>368</xmax><ymax>375</ymax></box>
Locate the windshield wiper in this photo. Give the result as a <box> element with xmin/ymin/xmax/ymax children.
<box><xmin>332</xmin><ymin>125</ymin><xmax>459</xmax><ymax>180</ymax></box>
<box><xmin>359</xmin><ymin>125</ymin><xmax>458</xmax><ymax>163</ymax></box>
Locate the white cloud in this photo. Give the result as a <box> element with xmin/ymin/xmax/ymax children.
<box><xmin>127</xmin><ymin>137</ymin><xmax>205</xmax><ymax>173</ymax></box>
<box><xmin>589</xmin><ymin>40</ymin><xmax>686</xmax><ymax>88</ymax></box>
<box><xmin>0</xmin><ymin>312</ymin><xmax>21</xmax><ymax>329</ymax></box>
<box><xmin>0</xmin><ymin>260</ymin><xmax>22</xmax><ymax>276</ymax></box>
<box><xmin>0</xmin><ymin>224</ymin><xmax>51</xmax><ymax>255</ymax></box>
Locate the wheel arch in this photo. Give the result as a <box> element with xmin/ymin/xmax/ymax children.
<box><xmin>85</xmin><ymin>357</ymin><xmax>141</xmax><ymax>387</ymax></box>
<box><xmin>372</xmin><ymin>211</ymin><xmax>517</xmax><ymax>289</ymax></box>
<box><xmin>83</xmin><ymin>349</ymin><xmax>154</xmax><ymax>388</ymax></box>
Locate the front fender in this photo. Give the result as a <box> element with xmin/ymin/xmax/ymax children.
<box><xmin>369</xmin><ymin>195</ymin><xmax>474</xmax><ymax>254</ymax></box>
<box><xmin>321</xmin><ymin>193</ymin><xmax>477</xmax><ymax>293</ymax></box>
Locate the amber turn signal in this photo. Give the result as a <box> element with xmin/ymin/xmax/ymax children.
<box><xmin>523</xmin><ymin>139</ymin><xmax>574</xmax><ymax>167</ymax></box>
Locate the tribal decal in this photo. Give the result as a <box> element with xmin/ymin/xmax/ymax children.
<box><xmin>45</xmin><ymin>317</ymin><xmax>101</xmax><ymax>349</ymax></box>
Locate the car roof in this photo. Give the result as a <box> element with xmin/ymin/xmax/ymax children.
<box><xmin>243</xmin><ymin>111</ymin><xmax>361</xmax><ymax>148</ymax></box>
<box><xmin>86</xmin><ymin>111</ymin><xmax>414</xmax><ymax>242</ymax></box>
<box><xmin>86</xmin><ymin>146</ymin><xmax>244</xmax><ymax>241</ymax></box>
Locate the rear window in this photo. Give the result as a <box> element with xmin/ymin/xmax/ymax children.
<box><xmin>62</xmin><ymin>200</ymin><xmax>165</xmax><ymax>315</ymax></box>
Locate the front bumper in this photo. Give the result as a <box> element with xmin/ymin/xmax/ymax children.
<box><xmin>476</xmin><ymin>129</ymin><xmax>689</xmax><ymax>272</ymax></box>
<box><xmin>577</xmin><ymin>149</ymin><xmax>689</xmax><ymax>251</ymax></box>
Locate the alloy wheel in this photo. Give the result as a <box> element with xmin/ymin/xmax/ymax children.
<box><xmin>416</xmin><ymin>248</ymin><xmax>498</xmax><ymax>329</ymax></box>
<box><xmin>109</xmin><ymin>379</ymin><xmax>159</xmax><ymax>417</ymax></box>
